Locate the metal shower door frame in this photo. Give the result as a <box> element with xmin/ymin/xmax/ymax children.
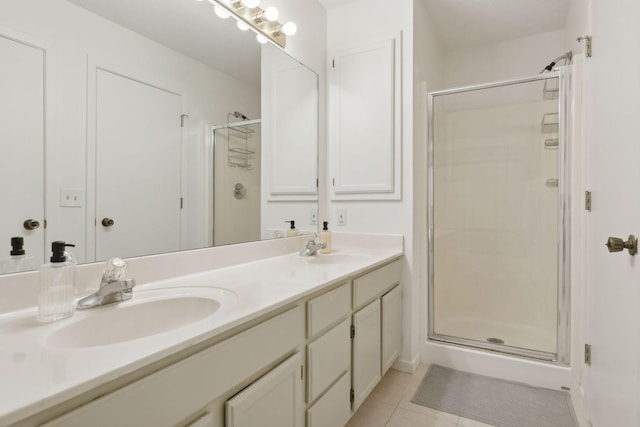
<box><xmin>426</xmin><ymin>69</ymin><xmax>571</xmax><ymax>365</ymax></box>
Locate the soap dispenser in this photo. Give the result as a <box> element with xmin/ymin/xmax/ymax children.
<box><xmin>37</xmin><ymin>241</ymin><xmax>77</xmax><ymax>322</ymax></box>
<box><xmin>2</xmin><ymin>237</ymin><xmax>36</xmax><ymax>274</ymax></box>
<box><xmin>285</xmin><ymin>220</ymin><xmax>299</xmax><ymax>237</ymax></box>
<box><xmin>318</xmin><ymin>221</ymin><xmax>332</xmax><ymax>254</ymax></box>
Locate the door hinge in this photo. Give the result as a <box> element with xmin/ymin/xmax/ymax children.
<box><xmin>332</xmin><ymin>59</ymin><xmax>335</xmax><ymax>68</ymax></box>
<box><xmin>180</xmin><ymin>197</ymin><xmax>184</xmax><ymax>209</ymax></box>
<box><xmin>43</xmin><ymin>219</ymin><xmax>47</xmax><ymax>229</ymax></box>
<box><xmin>332</xmin><ymin>178</ymin><xmax>335</xmax><ymax>187</ymax></box>
<box><xmin>180</xmin><ymin>114</ymin><xmax>189</xmax><ymax>127</ymax></box>
<box><xmin>584</xmin><ymin>344</ymin><xmax>592</xmax><ymax>365</ymax></box>
<box><xmin>577</xmin><ymin>35</ymin><xmax>592</xmax><ymax>58</ymax></box>
<box><xmin>350</xmin><ymin>325</ymin><xmax>355</xmax><ymax>339</ymax></box>
<box><xmin>350</xmin><ymin>388</ymin><xmax>355</xmax><ymax>403</ymax></box>
<box><xmin>301</xmin><ymin>365</ymin><xmax>304</xmax><ymax>380</ymax></box>
<box><xmin>585</xmin><ymin>191</ymin><xmax>592</xmax><ymax>211</ymax></box>
<box><xmin>316</xmin><ymin>178</ymin><xmax>319</xmax><ymax>188</ymax></box>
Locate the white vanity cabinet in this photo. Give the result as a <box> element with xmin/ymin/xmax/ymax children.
<box><xmin>40</xmin><ymin>307</ymin><xmax>304</xmax><ymax>427</ymax></box>
<box><xmin>33</xmin><ymin>257</ymin><xmax>402</xmax><ymax>427</ymax></box>
<box><xmin>351</xmin><ymin>260</ymin><xmax>402</xmax><ymax>411</ymax></box>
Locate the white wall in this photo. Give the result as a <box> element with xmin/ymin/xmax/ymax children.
<box><xmin>412</xmin><ymin>0</ymin><xmax>444</xmax><ymax>369</ymax></box>
<box><xmin>1</xmin><ymin>0</ymin><xmax>260</xmax><ymax>263</ymax></box>
<box><xmin>443</xmin><ymin>30</ymin><xmax>567</xmax><ymax>88</ymax></box>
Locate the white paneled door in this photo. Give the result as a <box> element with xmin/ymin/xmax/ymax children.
<box><xmin>584</xmin><ymin>1</ymin><xmax>640</xmax><ymax>425</ymax></box>
<box><xmin>95</xmin><ymin>70</ymin><xmax>182</xmax><ymax>261</ymax></box>
<box><xmin>0</xmin><ymin>35</ymin><xmax>45</xmax><ymax>266</ymax></box>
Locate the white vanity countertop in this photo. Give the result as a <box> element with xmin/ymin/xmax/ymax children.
<box><xmin>0</xmin><ymin>238</ymin><xmax>403</xmax><ymax>425</ymax></box>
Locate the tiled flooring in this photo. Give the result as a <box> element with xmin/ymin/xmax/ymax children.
<box><xmin>346</xmin><ymin>364</ymin><xmax>588</xmax><ymax>427</ymax></box>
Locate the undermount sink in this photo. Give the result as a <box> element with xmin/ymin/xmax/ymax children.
<box><xmin>306</xmin><ymin>253</ymin><xmax>371</xmax><ymax>265</ymax></box>
<box><xmin>46</xmin><ymin>287</ymin><xmax>237</xmax><ymax>349</ymax></box>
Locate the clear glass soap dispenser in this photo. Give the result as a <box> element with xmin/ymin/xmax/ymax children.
<box><xmin>37</xmin><ymin>241</ymin><xmax>77</xmax><ymax>322</ymax></box>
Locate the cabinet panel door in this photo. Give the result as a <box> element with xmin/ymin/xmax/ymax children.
<box><xmin>307</xmin><ymin>318</ymin><xmax>350</xmax><ymax>403</ymax></box>
<box><xmin>226</xmin><ymin>352</ymin><xmax>304</xmax><ymax>427</ymax></box>
<box><xmin>330</xmin><ymin>36</ymin><xmax>400</xmax><ymax>200</ymax></box>
<box><xmin>352</xmin><ymin>299</ymin><xmax>381</xmax><ymax>410</ymax></box>
<box><xmin>381</xmin><ymin>285</ymin><xmax>402</xmax><ymax>375</ymax></box>
<box><xmin>306</xmin><ymin>372</ymin><xmax>351</xmax><ymax>427</ymax></box>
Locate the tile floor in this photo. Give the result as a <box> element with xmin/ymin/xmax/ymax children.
<box><xmin>345</xmin><ymin>364</ymin><xmax>588</xmax><ymax>427</ymax></box>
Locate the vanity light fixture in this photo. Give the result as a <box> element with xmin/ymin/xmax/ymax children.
<box><xmin>214</xmin><ymin>5</ymin><xmax>231</xmax><ymax>19</ymax></box>
<box><xmin>206</xmin><ymin>0</ymin><xmax>295</xmax><ymax>48</ymax></box>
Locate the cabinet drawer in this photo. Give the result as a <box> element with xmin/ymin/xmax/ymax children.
<box><xmin>353</xmin><ymin>260</ymin><xmax>400</xmax><ymax>310</ymax></box>
<box><xmin>306</xmin><ymin>372</ymin><xmax>351</xmax><ymax>427</ymax></box>
<box><xmin>307</xmin><ymin>282</ymin><xmax>350</xmax><ymax>338</ymax></box>
<box><xmin>307</xmin><ymin>318</ymin><xmax>350</xmax><ymax>403</ymax></box>
<box><xmin>41</xmin><ymin>307</ymin><xmax>304</xmax><ymax>427</ymax></box>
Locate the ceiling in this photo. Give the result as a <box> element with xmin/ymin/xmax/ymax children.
<box><xmin>319</xmin><ymin>0</ymin><xmax>571</xmax><ymax>52</ymax></box>
<box><xmin>68</xmin><ymin>0</ymin><xmax>261</xmax><ymax>87</ymax></box>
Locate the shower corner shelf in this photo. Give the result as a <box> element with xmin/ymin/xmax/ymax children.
<box><xmin>541</xmin><ymin>113</ymin><xmax>559</xmax><ymax>134</ymax></box>
<box><xmin>542</xmin><ymin>78</ymin><xmax>560</xmax><ymax>100</ymax></box>
<box><xmin>544</xmin><ymin>138</ymin><xmax>559</xmax><ymax>150</ymax></box>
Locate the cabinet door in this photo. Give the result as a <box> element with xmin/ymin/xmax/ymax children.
<box><xmin>330</xmin><ymin>36</ymin><xmax>401</xmax><ymax>200</ymax></box>
<box><xmin>381</xmin><ymin>285</ymin><xmax>402</xmax><ymax>375</ymax></box>
<box><xmin>226</xmin><ymin>352</ymin><xmax>304</xmax><ymax>427</ymax></box>
<box><xmin>352</xmin><ymin>299</ymin><xmax>381</xmax><ymax>410</ymax></box>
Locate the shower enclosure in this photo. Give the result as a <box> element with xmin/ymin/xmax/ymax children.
<box><xmin>210</xmin><ymin>117</ymin><xmax>262</xmax><ymax>247</ymax></box>
<box><xmin>427</xmin><ymin>69</ymin><xmax>570</xmax><ymax>364</ymax></box>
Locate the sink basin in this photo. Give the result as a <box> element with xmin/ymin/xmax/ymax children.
<box><xmin>46</xmin><ymin>287</ymin><xmax>236</xmax><ymax>348</ymax></box>
<box><xmin>306</xmin><ymin>253</ymin><xmax>370</xmax><ymax>265</ymax></box>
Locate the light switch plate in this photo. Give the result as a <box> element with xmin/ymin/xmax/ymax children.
<box><xmin>337</xmin><ymin>209</ymin><xmax>347</xmax><ymax>226</ymax></box>
<box><xmin>60</xmin><ymin>188</ymin><xmax>82</xmax><ymax>207</ymax></box>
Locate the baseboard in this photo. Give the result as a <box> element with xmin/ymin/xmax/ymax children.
<box><xmin>391</xmin><ymin>352</ymin><xmax>420</xmax><ymax>373</ymax></box>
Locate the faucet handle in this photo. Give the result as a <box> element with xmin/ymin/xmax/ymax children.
<box><xmin>103</xmin><ymin>257</ymin><xmax>127</xmax><ymax>281</ymax></box>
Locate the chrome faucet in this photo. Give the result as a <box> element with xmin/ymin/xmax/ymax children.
<box><xmin>300</xmin><ymin>236</ymin><xmax>326</xmax><ymax>257</ymax></box>
<box><xmin>76</xmin><ymin>258</ymin><xmax>136</xmax><ymax>310</ymax></box>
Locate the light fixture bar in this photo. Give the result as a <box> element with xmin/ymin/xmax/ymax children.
<box><xmin>212</xmin><ymin>0</ymin><xmax>288</xmax><ymax>48</ymax></box>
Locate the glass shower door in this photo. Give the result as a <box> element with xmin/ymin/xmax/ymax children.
<box><xmin>428</xmin><ymin>72</ymin><xmax>569</xmax><ymax>362</ymax></box>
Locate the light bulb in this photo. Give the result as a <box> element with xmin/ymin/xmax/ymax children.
<box><xmin>237</xmin><ymin>20</ymin><xmax>250</xmax><ymax>31</ymax></box>
<box><xmin>256</xmin><ymin>34</ymin><xmax>269</xmax><ymax>44</ymax></box>
<box><xmin>214</xmin><ymin>5</ymin><xmax>231</xmax><ymax>18</ymax></box>
<box><xmin>263</xmin><ymin>6</ymin><xmax>279</xmax><ymax>21</ymax></box>
<box><xmin>241</xmin><ymin>0</ymin><xmax>260</xmax><ymax>8</ymax></box>
<box><xmin>281</xmin><ymin>22</ymin><xmax>297</xmax><ymax>36</ymax></box>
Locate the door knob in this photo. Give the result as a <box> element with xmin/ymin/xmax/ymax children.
<box><xmin>23</xmin><ymin>219</ymin><xmax>40</xmax><ymax>230</ymax></box>
<box><xmin>606</xmin><ymin>235</ymin><xmax>637</xmax><ymax>256</ymax></box>
<box><xmin>101</xmin><ymin>218</ymin><xmax>115</xmax><ymax>227</ymax></box>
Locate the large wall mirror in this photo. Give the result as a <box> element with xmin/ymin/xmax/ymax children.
<box><xmin>0</xmin><ymin>0</ymin><xmax>319</xmax><ymax>274</ymax></box>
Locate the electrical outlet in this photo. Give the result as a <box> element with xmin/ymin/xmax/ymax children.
<box><xmin>60</xmin><ymin>188</ymin><xmax>82</xmax><ymax>207</ymax></box>
<box><xmin>310</xmin><ymin>209</ymin><xmax>318</xmax><ymax>225</ymax></box>
<box><xmin>337</xmin><ymin>209</ymin><xmax>347</xmax><ymax>226</ymax></box>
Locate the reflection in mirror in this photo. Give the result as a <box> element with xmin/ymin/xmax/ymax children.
<box><xmin>0</xmin><ymin>0</ymin><xmax>318</xmax><ymax>274</ymax></box>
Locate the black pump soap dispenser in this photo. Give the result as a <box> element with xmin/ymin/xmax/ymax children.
<box><xmin>2</xmin><ymin>237</ymin><xmax>36</xmax><ymax>274</ymax></box>
<box><xmin>285</xmin><ymin>220</ymin><xmax>299</xmax><ymax>237</ymax></box>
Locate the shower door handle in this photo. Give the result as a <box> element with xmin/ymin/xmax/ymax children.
<box><xmin>606</xmin><ymin>235</ymin><xmax>637</xmax><ymax>256</ymax></box>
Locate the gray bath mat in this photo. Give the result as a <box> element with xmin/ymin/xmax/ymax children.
<box><xmin>411</xmin><ymin>365</ymin><xmax>579</xmax><ymax>427</ymax></box>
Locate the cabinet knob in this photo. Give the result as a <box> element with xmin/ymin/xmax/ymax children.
<box><xmin>23</xmin><ymin>219</ymin><xmax>40</xmax><ymax>230</ymax></box>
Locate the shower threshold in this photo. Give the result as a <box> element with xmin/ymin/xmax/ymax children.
<box><xmin>429</xmin><ymin>333</ymin><xmax>558</xmax><ymax>363</ymax></box>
